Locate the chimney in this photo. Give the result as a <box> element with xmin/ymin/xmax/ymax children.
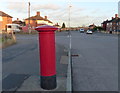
<box><xmin>115</xmin><ymin>14</ymin><xmax>118</xmax><ymax>18</ymax></box>
<box><xmin>45</xmin><ymin>16</ymin><xmax>47</xmax><ymax>19</ymax></box>
<box><xmin>36</xmin><ymin>12</ymin><xmax>40</xmax><ymax>16</ymax></box>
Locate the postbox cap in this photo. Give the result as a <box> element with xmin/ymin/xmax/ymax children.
<box><xmin>35</xmin><ymin>25</ymin><xmax>58</xmax><ymax>32</ymax></box>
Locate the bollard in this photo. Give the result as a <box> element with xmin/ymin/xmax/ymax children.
<box><xmin>35</xmin><ymin>25</ymin><xmax>58</xmax><ymax>90</ymax></box>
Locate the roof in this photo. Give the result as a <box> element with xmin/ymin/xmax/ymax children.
<box><xmin>48</xmin><ymin>20</ymin><xmax>53</xmax><ymax>23</ymax></box>
<box><xmin>0</xmin><ymin>11</ymin><xmax>12</xmax><ymax>18</ymax></box>
<box><xmin>44</xmin><ymin>18</ymin><xmax>53</xmax><ymax>23</ymax></box>
<box><xmin>25</xmin><ymin>14</ymin><xmax>53</xmax><ymax>23</ymax></box>
<box><xmin>25</xmin><ymin>15</ymin><xmax>44</xmax><ymax>20</ymax></box>
<box><xmin>107</xmin><ymin>20</ymin><xmax>112</xmax><ymax>23</ymax></box>
<box><xmin>89</xmin><ymin>24</ymin><xmax>96</xmax><ymax>27</ymax></box>
<box><xmin>12</xmin><ymin>20</ymin><xmax>24</xmax><ymax>24</ymax></box>
<box><xmin>102</xmin><ymin>20</ymin><xmax>109</xmax><ymax>24</ymax></box>
<box><xmin>54</xmin><ymin>24</ymin><xmax>60</xmax><ymax>27</ymax></box>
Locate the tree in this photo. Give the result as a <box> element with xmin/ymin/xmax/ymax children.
<box><xmin>62</xmin><ymin>23</ymin><xmax>66</xmax><ymax>28</ymax></box>
<box><xmin>93</xmin><ymin>26</ymin><xmax>103</xmax><ymax>31</ymax></box>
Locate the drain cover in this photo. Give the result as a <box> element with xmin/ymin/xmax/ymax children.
<box><xmin>71</xmin><ymin>54</ymin><xmax>79</xmax><ymax>57</ymax></box>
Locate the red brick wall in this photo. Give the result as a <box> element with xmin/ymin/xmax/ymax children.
<box><xmin>0</xmin><ymin>16</ymin><xmax>12</xmax><ymax>30</ymax></box>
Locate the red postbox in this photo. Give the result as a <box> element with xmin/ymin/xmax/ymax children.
<box><xmin>35</xmin><ymin>25</ymin><xmax>58</xmax><ymax>90</ymax></box>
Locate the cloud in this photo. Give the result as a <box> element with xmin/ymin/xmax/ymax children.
<box><xmin>51</xmin><ymin>14</ymin><xmax>108</xmax><ymax>27</ymax></box>
<box><xmin>1</xmin><ymin>0</ymin><xmax>118</xmax><ymax>2</ymax></box>
<box><xmin>4</xmin><ymin>1</ymin><xmax>115</xmax><ymax>27</ymax></box>
<box><xmin>32</xmin><ymin>4</ymin><xmax>61</xmax><ymax>11</ymax></box>
<box><xmin>7</xmin><ymin>2</ymin><xmax>27</xmax><ymax>13</ymax></box>
<box><xmin>91</xmin><ymin>9</ymin><xmax>100</xmax><ymax>14</ymax></box>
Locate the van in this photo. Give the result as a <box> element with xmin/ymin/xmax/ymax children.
<box><xmin>6</xmin><ymin>24</ymin><xmax>21</xmax><ymax>34</ymax></box>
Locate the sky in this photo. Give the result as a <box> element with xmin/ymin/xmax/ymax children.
<box><xmin>0</xmin><ymin>0</ymin><xmax>119</xmax><ymax>27</ymax></box>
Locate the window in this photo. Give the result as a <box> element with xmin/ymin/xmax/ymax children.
<box><xmin>8</xmin><ymin>25</ymin><xmax>11</xmax><ymax>28</ymax></box>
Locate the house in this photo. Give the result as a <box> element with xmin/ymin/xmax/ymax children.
<box><xmin>101</xmin><ymin>20</ymin><xmax>109</xmax><ymax>31</ymax></box>
<box><xmin>0</xmin><ymin>11</ymin><xmax>12</xmax><ymax>31</ymax></box>
<box><xmin>117</xmin><ymin>18</ymin><xmax>120</xmax><ymax>32</ymax></box>
<box><xmin>53</xmin><ymin>23</ymin><xmax>61</xmax><ymax>28</ymax></box>
<box><xmin>53</xmin><ymin>23</ymin><xmax>61</xmax><ymax>31</ymax></box>
<box><xmin>12</xmin><ymin>18</ymin><xmax>25</xmax><ymax>26</ymax></box>
<box><xmin>103</xmin><ymin>14</ymin><xmax>120</xmax><ymax>33</ymax></box>
<box><xmin>106</xmin><ymin>20</ymin><xmax>112</xmax><ymax>32</ymax></box>
<box><xmin>25</xmin><ymin>12</ymin><xmax>53</xmax><ymax>29</ymax></box>
<box><xmin>112</xmin><ymin>14</ymin><xmax>119</xmax><ymax>32</ymax></box>
<box><xmin>89</xmin><ymin>23</ymin><xmax>96</xmax><ymax>30</ymax></box>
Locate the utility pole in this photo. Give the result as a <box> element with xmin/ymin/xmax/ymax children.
<box><xmin>28</xmin><ymin>2</ymin><xmax>31</xmax><ymax>34</ymax></box>
<box><xmin>69</xmin><ymin>5</ymin><xmax>72</xmax><ymax>59</ymax></box>
<box><xmin>67</xmin><ymin>5</ymin><xmax>72</xmax><ymax>92</ymax></box>
<box><xmin>69</xmin><ymin>5</ymin><xmax>72</xmax><ymax>36</ymax></box>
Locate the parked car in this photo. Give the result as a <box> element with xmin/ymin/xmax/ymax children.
<box><xmin>86</xmin><ymin>30</ymin><xmax>93</xmax><ymax>34</ymax></box>
<box><xmin>79</xmin><ymin>28</ymin><xmax>84</xmax><ymax>33</ymax></box>
<box><xmin>6</xmin><ymin>24</ymin><xmax>21</xmax><ymax>34</ymax></box>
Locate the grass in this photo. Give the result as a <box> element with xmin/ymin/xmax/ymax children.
<box><xmin>0</xmin><ymin>38</ymin><xmax>2</xmax><ymax>43</ymax></box>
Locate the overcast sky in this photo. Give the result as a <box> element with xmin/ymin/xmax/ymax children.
<box><xmin>0</xmin><ymin>0</ymin><xmax>119</xmax><ymax>27</ymax></box>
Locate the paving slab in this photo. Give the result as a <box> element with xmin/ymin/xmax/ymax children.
<box><xmin>17</xmin><ymin>75</ymin><xmax>66</xmax><ymax>91</ymax></box>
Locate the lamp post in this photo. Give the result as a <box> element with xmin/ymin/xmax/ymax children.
<box><xmin>67</xmin><ymin>5</ymin><xmax>72</xmax><ymax>92</ymax></box>
<box><xmin>69</xmin><ymin>5</ymin><xmax>72</xmax><ymax>50</ymax></box>
<box><xmin>28</xmin><ymin>2</ymin><xmax>31</xmax><ymax>34</ymax></box>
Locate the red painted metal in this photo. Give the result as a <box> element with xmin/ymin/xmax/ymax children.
<box><xmin>35</xmin><ymin>25</ymin><xmax>58</xmax><ymax>76</ymax></box>
<box><xmin>35</xmin><ymin>25</ymin><xmax>58</xmax><ymax>32</ymax></box>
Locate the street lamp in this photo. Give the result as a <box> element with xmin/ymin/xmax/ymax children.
<box><xmin>67</xmin><ymin>5</ymin><xmax>72</xmax><ymax>92</ymax></box>
<box><xmin>69</xmin><ymin>5</ymin><xmax>72</xmax><ymax>36</ymax></box>
<box><xmin>28</xmin><ymin>2</ymin><xmax>31</xmax><ymax>34</ymax></box>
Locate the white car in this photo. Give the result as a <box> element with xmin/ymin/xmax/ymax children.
<box><xmin>86</xmin><ymin>30</ymin><xmax>92</xmax><ymax>34</ymax></box>
<box><xmin>79</xmin><ymin>28</ymin><xmax>84</xmax><ymax>33</ymax></box>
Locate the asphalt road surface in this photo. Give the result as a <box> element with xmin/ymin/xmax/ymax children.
<box><xmin>71</xmin><ymin>31</ymin><xmax>118</xmax><ymax>91</ymax></box>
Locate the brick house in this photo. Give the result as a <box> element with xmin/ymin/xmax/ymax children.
<box><xmin>12</xmin><ymin>18</ymin><xmax>25</xmax><ymax>26</ymax></box>
<box><xmin>53</xmin><ymin>23</ymin><xmax>61</xmax><ymax>28</ymax></box>
<box><xmin>0</xmin><ymin>11</ymin><xmax>12</xmax><ymax>31</ymax></box>
<box><xmin>102</xmin><ymin>14</ymin><xmax>120</xmax><ymax>33</ymax></box>
<box><xmin>25</xmin><ymin>12</ymin><xmax>53</xmax><ymax>28</ymax></box>
<box><xmin>117</xmin><ymin>18</ymin><xmax>120</xmax><ymax>32</ymax></box>
<box><xmin>89</xmin><ymin>23</ymin><xmax>96</xmax><ymax>30</ymax></box>
<box><xmin>101</xmin><ymin>20</ymin><xmax>108</xmax><ymax>31</ymax></box>
<box><xmin>106</xmin><ymin>20</ymin><xmax>112</xmax><ymax>32</ymax></box>
<box><xmin>112</xmin><ymin>14</ymin><xmax>119</xmax><ymax>32</ymax></box>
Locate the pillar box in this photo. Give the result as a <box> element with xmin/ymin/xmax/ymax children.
<box><xmin>35</xmin><ymin>25</ymin><xmax>58</xmax><ymax>90</ymax></box>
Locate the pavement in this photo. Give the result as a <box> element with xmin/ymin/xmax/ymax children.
<box><xmin>2</xmin><ymin>33</ymin><xmax>69</xmax><ymax>92</ymax></box>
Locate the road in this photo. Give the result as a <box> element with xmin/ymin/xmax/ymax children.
<box><xmin>2</xmin><ymin>31</ymin><xmax>118</xmax><ymax>91</ymax></box>
<box><xmin>70</xmin><ymin>32</ymin><xmax>118</xmax><ymax>91</ymax></box>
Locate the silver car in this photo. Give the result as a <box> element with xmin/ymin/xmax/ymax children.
<box><xmin>86</xmin><ymin>30</ymin><xmax>93</xmax><ymax>34</ymax></box>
